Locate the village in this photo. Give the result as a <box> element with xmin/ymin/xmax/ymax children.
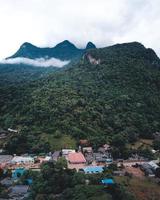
<box><xmin>0</xmin><ymin>130</ymin><xmax>160</xmax><ymax>200</ymax></box>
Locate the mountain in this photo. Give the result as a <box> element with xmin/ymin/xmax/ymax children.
<box><xmin>0</xmin><ymin>40</ymin><xmax>96</xmax><ymax>85</ymax></box>
<box><xmin>86</xmin><ymin>42</ymin><xmax>96</xmax><ymax>49</ymax></box>
<box><xmin>1</xmin><ymin>42</ymin><xmax>160</xmax><ymax>153</ymax></box>
<box><xmin>8</xmin><ymin>40</ymin><xmax>96</xmax><ymax>60</ymax></box>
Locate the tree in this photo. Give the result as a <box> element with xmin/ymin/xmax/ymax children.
<box><xmin>111</xmin><ymin>134</ymin><xmax>127</xmax><ymax>148</ymax></box>
<box><xmin>153</xmin><ymin>140</ymin><xmax>160</xmax><ymax>150</ymax></box>
<box><xmin>56</xmin><ymin>157</ymin><xmax>67</xmax><ymax>169</ymax></box>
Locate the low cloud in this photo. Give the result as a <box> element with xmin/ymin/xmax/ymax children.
<box><xmin>0</xmin><ymin>57</ymin><xmax>70</xmax><ymax>68</ymax></box>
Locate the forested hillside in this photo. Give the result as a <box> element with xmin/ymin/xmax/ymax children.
<box><xmin>0</xmin><ymin>64</ymin><xmax>58</xmax><ymax>85</ymax></box>
<box><xmin>0</xmin><ymin>42</ymin><xmax>160</xmax><ymax>153</ymax></box>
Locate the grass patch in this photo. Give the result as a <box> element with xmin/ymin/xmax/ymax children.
<box><xmin>128</xmin><ymin>139</ymin><xmax>153</xmax><ymax>150</ymax></box>
<box><xmin>115</xmin><ymin>176</ymin><xmax>160</xmax><ymax>200</ymax></box>
<box><xmin>40</xmin><ymin>133</ymin><xmax>77</xmax><ymax>151</ymax></box>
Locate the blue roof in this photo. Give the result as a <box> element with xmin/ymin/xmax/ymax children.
<box><xmin>12</xmin><ymin>168</ymin><xmax>26</xmax><ymax>179</ymax></box>
<box><xmin>84</xmin><ymin>166</ymin><xmax>104</xmax><ymax>173</ymax></box>
<box><xmin>101</xmin><ymin>178</ymin><xmax>114</xmax><ymax>185</ymax></box>
<box><xmin>27</xmin><ymin>178</ymin><xmax>33</xmax><ymax>185</ymax></box>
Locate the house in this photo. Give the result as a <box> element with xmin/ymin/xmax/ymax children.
<box><xmin>85</xmin><ymin>154</ymin><xmax>94</xmax><ymax>164</ymax></box>
<box><xmin>0</xmin><ymin>178</ymin><xmax>13</xmax><ymax>187</ymax></box>
<box><xmin>140</xmin><ymin>163</ymin><xmax>155</xmax><ymax>177</ymax></box>
<box><xmin>82</xmin><ymin>147</ymin><xmax>93</xmax><ymax>154</ymax></box>
<box><xmin>12</xmin><ymin>168</ymin><xmax>26</xmax><ymax>179</ymax></box>
<box><xmin>101</xmin><ymin>178</ymin><xmax>114</xmax><ymax>185</ymax></box>
<box><xmin>98</xmin><ymin>144</ymin><xmax>111</xmax><ymax>154</ymax></box>
<box><xmin>0</xmin><ymin>155</ymin><xmax>13</xmax><ymax>164</ymax></box>
<box><xmin>98</xmin><ymin>147</ymin><xmax>106</xmax><ymax>154</ymax></box>
<box><xmin>44</xmin><ymin>156</ymin><xmax>52</xmax><ymax>162</ymax></box>
<box><xmin>0</xmin><ymin>155</ymin><xmax>13</xmax><ymax>168</ymax></box>
<box><xmin>11</xmin><ymin>156</ymin><xmax>34</xmax><ymax>164</ymax></box>
<box><xmin>9</xmin><ymin>185</ymin><xmax>29</xmax><ymax>199</ymax></box>
<box><xmin>148</xmin><ymin>161</ymin><xmax>159</xmax><ymax>172</ymax></box>
<box><xmin>62</xmin><ymin>149</ymin><xmax>75</xmax><ymax>156</ymax></box>
<box><xmin>103</xmin><ymin>144</ymin><xmax>111</xmax><ymax>151</ymax></box>
<box><xmin>83</xmin><ymin>166</ymin><xmax>104</xmax><ymax>174</ymax></box>
<box><xmin>79</xmin><ymin>139</ymin><xmax>90</xmax><ymax>146</ymax></box>
<box><xmin>68</xmin><ymin>152</ymin><xmax>86</xmax><ymax>164</ymax></box>
<box><xmin>95</xmin><ymin>156</ymin><xmax>107</xmax><ymax>163</ymax></box>
<box><xmin>94</xmin><ymin>153</ymin><xmax>112</xmax><ymax>164</ymax></box>
<box><xmin>52</xmin><ymin>151</ymin><xmax>60</xmax><ymax>161</ymax></box>
<box><xmin>144</xmin><ymin>168</ymin><xmax>155</xmax><ymax>177</ymax></box>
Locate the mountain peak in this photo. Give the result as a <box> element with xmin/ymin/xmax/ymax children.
<box><xmin>86</xmin><ymin>42</ymin><xmax>96</xmax><ymax>49</ymax></box>
<box><xmin>54</xmin><ymin>40</ymin><xmax>77</xmax><ymax>49</ymax></box>
<box><xmin>20</xmin><ymin>42</ymin><xmax>37</xmax><ymax>49</ymax></box>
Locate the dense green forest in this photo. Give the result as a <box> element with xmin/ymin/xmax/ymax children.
<box><xmin>0</xmin><ymin>42</ymin><xmax>160</xmax><ymax>153</ymax></box>
<box><xmin>0</xmin><ymin>64</ymin><xmax>57</xmax><ymax>85</ymax></box>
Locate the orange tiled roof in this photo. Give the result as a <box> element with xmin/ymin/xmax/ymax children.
<box><xmin>68</xmin><ymin>152</ymin><xmax>86</xmax><ymax>164</ymax></box>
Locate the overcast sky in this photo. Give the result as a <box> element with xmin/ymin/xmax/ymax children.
<box><xmin>0</xmin><ymin>0</ymin><xmax>160</xmax><ymax>59</ymax></box>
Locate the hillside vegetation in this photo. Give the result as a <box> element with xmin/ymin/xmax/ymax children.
<box><xmin>0</xmin><ymin>42</ymin><xmax>160</xmax><ymax>153</ymax></box>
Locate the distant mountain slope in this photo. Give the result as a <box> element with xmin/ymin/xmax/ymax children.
<box><xmin>8</xmin><ymin>40</ymin><xmax>96</xmax><ymax>60</ymax></box>
<box><xmin>0</xmin><ymin>63</ymin><xmax>57</xmax><ymax>85</ymax></box>
<box><xmin>1</xmin><ymin>42</ymin><xmax>160</xmax><ymax>153</ymax></box>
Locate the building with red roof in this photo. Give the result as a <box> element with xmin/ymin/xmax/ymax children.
<box><xmin>68</xmin><ymin>152</ymin><xmax>86</xmax><ymax>164</ymax></box>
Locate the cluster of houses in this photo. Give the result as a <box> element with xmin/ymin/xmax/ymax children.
<box><xmin>0</xmin><ymin>142</ymin><xmax>113</xmax><ymax>175</ymax></box>
<box><xmin>60</xmin><ymin>142</ymin><xmax>113</xmax><ymax>173</ymax></box>
<box><xmin>0</xmin><ymin>140</ymin><xmax>160</xmax><ymax>177</ymax></box>
<box><xmin>0</xmin><ymin>143</ymin><xmax>114</xmax><ymax>199</ymax></box>
<box><xmin>0</xmin><ymin>140</ymin><xmax>160</xmax><ymax>199</ymax></box>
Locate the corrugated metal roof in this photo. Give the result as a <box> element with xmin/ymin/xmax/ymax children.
<box><xmin>83</xmin><ymin>166</ymin><xmax>104</xmax><ymax>173</ymax></box>
<box><xmin>101</xmin><ymin>178</ymin><xmax>114</xmax><ymax>184</ymax></box>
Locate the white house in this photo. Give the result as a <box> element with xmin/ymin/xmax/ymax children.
<box><xmin>11</xmin><ymin>156</ymin><xmax>34</xmax><ymax>164</ymax></box>
<box><xmin>62</xmin><ymin>149</ymin><xmax>75</xmax><ymax>156</ymax></box>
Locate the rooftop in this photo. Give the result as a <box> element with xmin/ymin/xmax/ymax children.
<box><xmin>9</xmin><ymin>185</ymin><xmax>29</xmax><ymax>197</ymax></box>
<box><xmin>83</xmin><ymin>166</ymin><xmax>104</xmax><ymax>173</ymax></box>
<box><xmin>101</xmin><ymin>178</ymin><xmax>114</xmax><ymax>185</ymax></box>
<box><xmin>0</xmin><ymin>155</ymin><xmax>13</xmax><ymax>164</ymax></box>
<box><xmin>68</xmin><ymin>152</ymin><xmax>86</xmax><ymax>164</ymax></box>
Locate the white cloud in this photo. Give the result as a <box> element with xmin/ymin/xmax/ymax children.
<box><xmin>0</xmin><ymin>0</ymin><xmax>160</xmax><ymax>58</ymax></box>
<box><xmin>0</xmin><ymin>57</ymin><xmax>70</xmax><ymax>67</ymax></box>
